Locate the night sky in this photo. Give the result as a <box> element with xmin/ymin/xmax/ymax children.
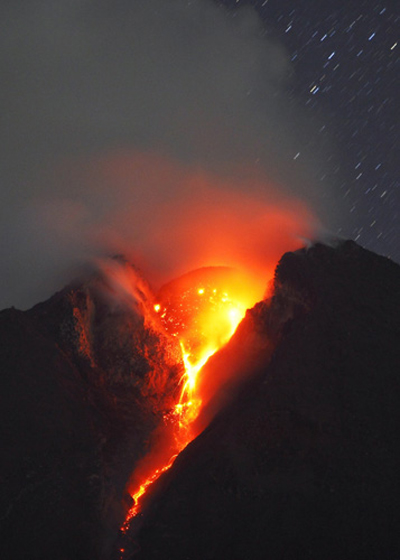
<box><xmin>0</xmin><ymin>0</ymin><xmax>399</xmax><ymax>309</ymax></box>
<box><xmin>219</xmin><ymin>0</ymin><xmax>399</xmax><ymax>260</ymax></box>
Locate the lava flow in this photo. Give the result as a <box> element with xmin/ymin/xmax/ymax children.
<box><xmin>121</xmin><ymin>266</ymin><xmax>264</xmax><ymax>533</ymax></box>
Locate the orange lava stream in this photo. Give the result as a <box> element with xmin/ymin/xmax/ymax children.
<box><xmin>121</xmin><ymin>271</ymin><xmax>260</xmax><ymax>535</ymax></box>
<box><xmin>121</xmin><ymin>455</ymin><xmax>177</xmax><ymax>527</ymax></box>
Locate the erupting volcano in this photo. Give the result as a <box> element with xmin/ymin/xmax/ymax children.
<box><xmin>1</xmin><ymin>240</ymin><xmax>400</xmax><ymax>560</ymax></box>
<box><xmin>121</xmin><ymin>266</ymin><xmax>265</xmax><ymax>533</ymax></box>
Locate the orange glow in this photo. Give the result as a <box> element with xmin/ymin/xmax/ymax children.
<box><xmin>156</xmin><ymin>267</ymin><xmax>265</xmax><ymax>436</ymax></box>
<box><xmin>122</xmin><ymin>455</ymin><xmax>177</xmax><ymax>524</ymax></box>
<box><xmin>121</xmin><ymin>266</ymin><xmax>264</xmax><ymax>532</ymax></box>
<box><xmin>97</xmin><ymin>153</ymin><xmax>320</xmax><ymax>544</ymax></box>
<box><xmin>76</xmin><ymin>151</ymin><xmax>318</xmax><ymax>291</ymax></box>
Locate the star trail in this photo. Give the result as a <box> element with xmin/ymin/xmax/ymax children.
<box><xmin>219</xmin><ymin>0</ymin><xmax>399</xmax><ymax>260</ymax></box>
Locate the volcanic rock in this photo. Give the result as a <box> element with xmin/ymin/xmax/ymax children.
<box><xmin>0</xmin><ymin>259</ymin><xmax>183</xmax><ymax>560</ymax></box>
<box><xmin>123</xmin><ymin>241</ymin><xmax>400</xmax><ymax>559</ymax></box>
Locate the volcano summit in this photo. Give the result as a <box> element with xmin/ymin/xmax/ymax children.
<box><xmin>0</xmin><ymin>241</ymin><xmax>399</xmax><ymax>560</ymax></box>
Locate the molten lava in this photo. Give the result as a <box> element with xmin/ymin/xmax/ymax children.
<box><xmin>121</xmin><ymin>267</ymin><xmax>264</xmax><ymax>532</ymax></box>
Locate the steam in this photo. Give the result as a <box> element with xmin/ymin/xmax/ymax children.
<box><xmin>0</xmin><ymin>0</ymin><xmax>332</xmax><ymax>309</ymax></box>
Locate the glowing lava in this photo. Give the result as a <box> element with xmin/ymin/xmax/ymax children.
<box><xmin>121</xmin><ymin>267</ymin><xmax>264</xmax><ymax>532</ymax></box>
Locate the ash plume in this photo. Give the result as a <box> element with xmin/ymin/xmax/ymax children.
<box><xmin>0</xmin><ymin>0</ymin><xmax>334</xmax><ymax>309</ymax></box>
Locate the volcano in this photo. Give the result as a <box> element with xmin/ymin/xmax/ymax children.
<box><xmin>1</xmin><ymin>241</ymin><xmax>399</xmax><ymax>560</ymax></box>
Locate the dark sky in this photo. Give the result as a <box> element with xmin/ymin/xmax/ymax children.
<box><xmin>0</xmin><ymin>0</ymin><xmax>398</xmax><ymax>308</ymax></box>
<box><xmin>219</xmin><ymin>0</ymin><xmax>399</xmax><ymax>259</ymax></box>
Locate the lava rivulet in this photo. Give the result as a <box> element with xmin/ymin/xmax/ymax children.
<box><xmin>121</xmin><ymin>267</ymin><xmax>264</xmax><ymax>534</ymax></box>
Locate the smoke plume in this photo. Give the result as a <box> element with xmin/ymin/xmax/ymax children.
<box><xmin>0</xmin><ymin>0</ymin><xmax>332</xmax><ymax>309</ymax></box>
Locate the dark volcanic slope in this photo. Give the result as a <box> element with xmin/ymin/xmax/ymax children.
<box><xmin>125</xmin><ymin>241</ymin><xmax>400</xmax><ymax>560</ymax></box>
<box><xmin>0</xmin><ymin>261</ymin><xmax>183</xmax><ymax>560</ymax></box>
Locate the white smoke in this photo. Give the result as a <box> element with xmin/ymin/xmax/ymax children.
<box><xmin>0</xmin><ymin>0</ymin><xmax>334</xmax><ymax>309</ymax></box>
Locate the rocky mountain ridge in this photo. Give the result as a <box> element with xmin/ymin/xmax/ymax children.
<box><xmin>0</xmin><ymin>259</ymin><xmax>183</xmax><ymax>559</ymax></box>
<box><xmin>1</xmin><ymin>241</ymin><xmax>399</xmax><ymax>559</ymax></box>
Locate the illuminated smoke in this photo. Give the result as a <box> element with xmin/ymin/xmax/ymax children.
<box><xmin>0</xmin><ymin>0</ymin><xmax>333</xmax><ymax>310</ymax></box>
<box><xmin>77</xmin><ymin>153</ymin><xmax>319</xmax><ymax>288</ymax></box>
